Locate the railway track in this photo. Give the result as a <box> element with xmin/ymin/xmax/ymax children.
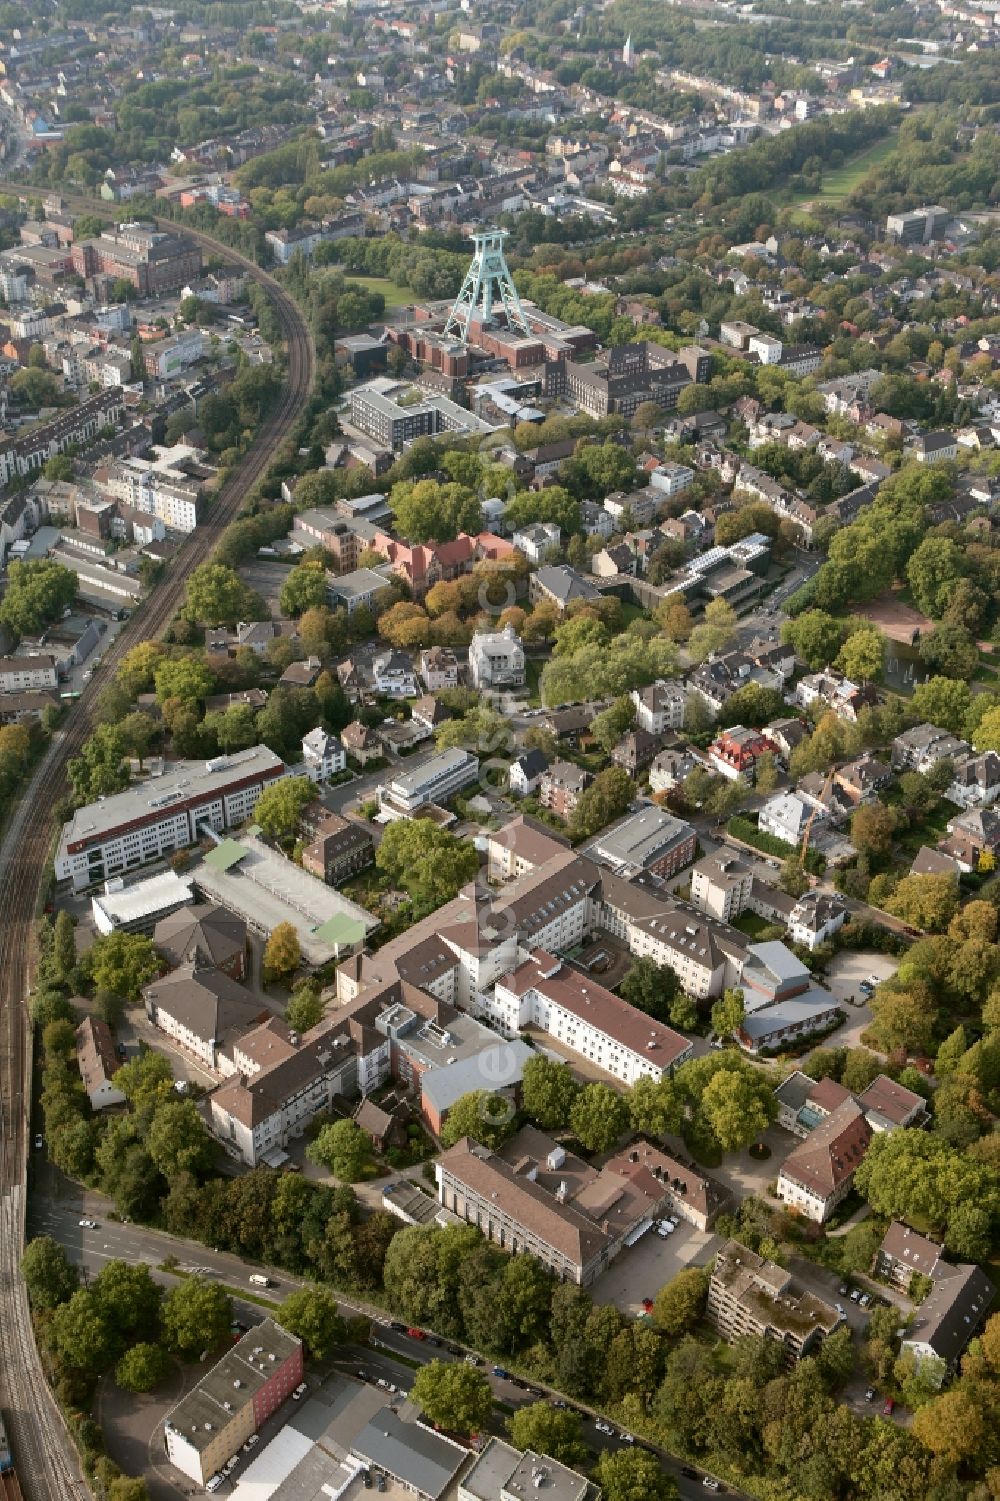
<box><xmin>0</xmin><ymin>195</ymin><xmax>314</xmax><ymax>1500</ymax></box>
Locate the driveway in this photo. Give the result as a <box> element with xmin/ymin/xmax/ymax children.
<box><xmin>591</xmin><ymin>1220</ymin><xmax>722</xmax><ymax>1314</ymax></box>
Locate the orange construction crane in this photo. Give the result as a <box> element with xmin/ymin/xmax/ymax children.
<box><xmin>800</xmin><ymin>766</ymin><xmax>835</xmax><ymax>866</ymax></box>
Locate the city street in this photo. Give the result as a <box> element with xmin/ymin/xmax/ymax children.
<box><xmin>26</xmin><ymin>1173</ymin><xmax>745</xmax><ymax>1500</ymax></box>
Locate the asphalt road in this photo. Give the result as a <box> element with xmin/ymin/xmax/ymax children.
<box><xmin>28</xmin><ymin>1175</ymin><xmax>742</xmax><ymax>1500</ymax></box>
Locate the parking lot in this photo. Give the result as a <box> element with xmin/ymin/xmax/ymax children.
<box><xmin>591</xmin><ymin>1219</ymin><xmax>721</xmax><ymax>1314</ymax></box>
<box><xmin>814</xmin><ymin>950</ymin><xmax>899</xmax><ymax>1053</ymax></box>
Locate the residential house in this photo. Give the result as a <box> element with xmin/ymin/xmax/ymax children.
<box><xmin>708</xmin><ymin>725</ymin><xmax>779</xmax><ymax>783</ymax></box>
<box><xmin>875</xmin><ymin>1222</ymin><xmax>943</xmax><ymax>1293</ymax></box>
<box><xmin>373</xmin><ymin>650</ymin><xmax>418</xmax><ymax>698</ymax></box>
<box><xmin>301</xmin><ymin>812</ymin><xmax>375</xmax><ymax>887</ymax></box>
<box><xmin>512</xmin><ymin>521</ymin><xmax>561</xmax><ymax>562</ymax></box>
<box><xmin>341</xmin><ymin>720</ymin><xmax>382</xmax><ymax>766</ymax></box>
<box><xmin>301</xmin><ymin>727</ymin><xmax>347</xmax><ymax>782</ymax></box>
<box><xmin>610</xmin><ymin>728</ymin><xmax>661</xmax><ymax>776</ymax></box>
<box><xmin>939</xmin><ymin>807</ymin><xmax>1000</xmax><ymax>872</ymax></box>
<box><xmin>648</xmin><ymin>747</ymin><xmax>698</xmax><ymax>794</ymax></box>
<box><xmin>786</xmin><ymin>891</ymin><xmax>848</xmax><ymax>951</ymax></box>
<box><xmin>834</xmin><ymin>755</ymin><xmax>893</xmax><ymax>804</ymax></box>
<box><xmin>765</xmin><ymin>717</ymin><xmax>810</xmax><ymax>763</ymax></box>
<box><xmin>794</xmin><ymin>670</ymin><xmax>874</xmax><ymax>722</ymax></box>
<box><xmin>759</xmin><ymin>791</ymin><xmax>816</xmax><ymax>847</ymax></box>
<box><xmin>508</xmin><ymin>748</ymin><xmax>548</xmax><ymax>797</ymax></box>
<box><xmin>469</xmin><ymin>625</ymin><xmax>526</xmax><ymax>690</ymax></box>
<box><xmin>420</xmin><ymin>646</ymin><xmax>460</xmax><ymax>692</ymax></box>
<box><xmin>631</xmin><ymin>679</ymin><xmax>686</xmax><ymax>735</ymax></box>
<box><xmin>75</xmin><ymin>1015</ymin><xmax>126</xmax><ymax>1110</ymax></box>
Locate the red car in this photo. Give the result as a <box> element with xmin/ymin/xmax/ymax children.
<box><xmin>407</xmin><ymin>1328</ymin><xmax>427</xmax><ymax>1341</ymax></box>
<box><xmin>882</xmin><ymin>1398</ymin><xmax>895</xmax><ymax>1416</ymax></box>
<box><xmin>641</xmin><ymin>1298</ymin><xmax>654</xmax><ymax>1312</ymax></box>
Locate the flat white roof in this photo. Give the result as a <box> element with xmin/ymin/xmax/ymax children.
<box><xmin>92</xmin><ymin>869</ymin><xmax>194</xmax><ymax>925</ymax></box>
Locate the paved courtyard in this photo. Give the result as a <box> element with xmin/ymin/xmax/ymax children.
<box><xmin>591</xmin><ymin>1219</ymin><xmax>722</xmax><ymax>1314</ymax></box>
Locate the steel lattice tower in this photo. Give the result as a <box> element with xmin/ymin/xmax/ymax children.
<box><xmin>443</xmin><ymin>227</ymin><xmax>530</xmax><ymax>345</ymax></box>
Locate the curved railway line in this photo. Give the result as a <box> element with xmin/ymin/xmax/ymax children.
<box><xmin>0</xmin><ymin>199</ymin><xmax>315</xmax><ymax>1500</ymax></box>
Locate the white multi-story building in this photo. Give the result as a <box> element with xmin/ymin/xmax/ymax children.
<box><xmin>55</xmin><ymin>746</ymin><xmax>286</xmax><ymax>890</ymax></box>
<box><xmin>301</xmin><ymin>728</ymin><xmax>346</xmax><ymax>782</ymax></box>
<box><xmin>690</xmin><ymin>851</ymin><xmax>754</xmax><ymax>923</ymax></box>
<box><xmin>372</xmin><ymin>649</ymin><xmax>418</xmax><ymax>697</ymax></box>
<box><xmin>512</xmin><ymin>522</ymin><xmax>561</xmax><ymax>563</ymax></box>
<box><xmin>630</xmin><ymin>678</ymin><xmax>686</xmax><ymax>735</ymax></box>
<box><xmin>0</xmin><ymin>654</ymin><xmax>59</xmax><ymax>691</ymax></box>
<box><xmin>484</xmin><ymin>948</ymin><xmax>692</xmax><ymax>1085</ymax></box>
<box><xmin>378</xmin><ymin>748</ymin><xmax>480</xmax><ymax>816</ymax></box>
<box><xmin>469</xmin><ymin>625</ymin><xmax>526</xmax><ymax>690</ymax></box>
<box><xmin>103</xmin><ymin>443</ymin><xmax>205</xmax><ymax>533</ymax></box>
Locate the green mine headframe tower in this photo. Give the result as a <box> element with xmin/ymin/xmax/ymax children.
<box><xmin>443</xmin><ymin>227</ymin><xmax>530</xmax><ymax>345</ymax></box>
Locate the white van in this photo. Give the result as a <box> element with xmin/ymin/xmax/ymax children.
<box><xmin>249</xmin><ymin>1274</ymin><xmax>271</xmax><ymax>1287</ymax></box>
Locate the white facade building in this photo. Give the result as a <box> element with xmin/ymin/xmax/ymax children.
<box><xmin>469</xmin><ymin>625</ymin><xmax>526</xmax><ymax>690</ymax></box>
<box><xmin>55</xmin><ymin>746</ymin><xmax>286</xmax><ymax>890</ymax></box>
<box><xmin>301</xmin><ymin>728</ymin><xmax>346</xmax><ymax>782</ymax></box>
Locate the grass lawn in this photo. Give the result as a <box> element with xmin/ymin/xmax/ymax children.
<box><xmin>732</xmin><ymin>910</ymin><xmax>774</xmax><ymax>939</ymax></box>
<box><xmin>786</xmin><ymin>131</ymin><xmax>898</xmax><ymax>210</ymax></box>
<box><xmin>524</xmin><ymin>657</ymin><xmax>544</xmax><ymax>706</ymax></box>
<box><xmin>346</xmin><ymin>273</ymin><xmax>413</xmax><ymax>309</ymax></box>
<box><xmin>619</xmin><ymin>602</ymin><xmax>648</xmax><ymax>628</ymax></box>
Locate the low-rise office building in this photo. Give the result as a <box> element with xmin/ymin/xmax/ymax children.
<box><xmin>55</xmin><ymin>746</ymin><xmax>286</xmax><ymax>891</ymax></box>
<box><xmin>163</xmin><ymin>1320</ymin><xmax>303</xmax><ymax>1486</ymax></box>
<box><xmin>378</xmin><ymin>747</ymin><xmax>480</xmax><ymax>816</ymax></box>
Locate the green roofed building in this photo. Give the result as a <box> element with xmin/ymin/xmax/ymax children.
<box><xmin>192</xmin><ymin>831</ymin><xmax>377</xmax><ymax>966</ymax></box>
<box><xmin>204</xmin><ymin>838</ymin><xmax>248</xmax><ymax>872</ymax></box>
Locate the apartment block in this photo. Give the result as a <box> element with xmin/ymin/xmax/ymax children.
<box><xmin>707</xmin><ymin>1239</ymin><xmax>841</xmax><ymax>1361</ymax></box>
<box><xmin>690</xmin><ymin>851</ymin><xmax>754</xmax><ymax>923</ymax></box>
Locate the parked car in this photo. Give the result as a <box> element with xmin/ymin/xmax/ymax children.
<box><xmin>206</xmin><ymin>1476</ymin><xmax>224</xmax><ymax>1493</ymax></box>
<box><xmin>491</xmin><ymin>1366</ymin><xmax>509</xmax><ymax>1379</ymax></box>
<box><xmin>850</xmin><ymin>1289</ymin><xmax>861</xmax><ymax>1302</ymax></box>
<box><xmin>883</xmin><ymin>1398</ymin><xmax>895</xmax><ymax>1416</ymax></box>
<box><xmin>838</xmin><ymin>1285</ymin><xmax>849</xmax><ymax>1296</ymax></box>
<box><xmin>703</xmin><ymin>1481</ymin><xmax>721</xmax><ymax>1493</ymax></box>
<box><xmin>78</xmin><ymin>1219</ymin><xmax>98</xmax><ymax>1229</ymax></box>
<box><xmin>34</xmin><ymin>1134</ymin><xmax>43</xmax><ymax>1150</ymax></box>
<box><xmin>292</xmin><ymin>1383</ymin><xmax>307</xmax><ymax>1400</ymax></box>
<box><xmin>865</xmin><ymin>1388</ymin><xmax>876</xmax><ymax>1402</ymax></box>
<box><xmin>595</xmin><ymin>1420</ymin><xmax>614</xmax><ymax>1435</ymax></box>
<box><xmin>407</xmin><ymin>1328</ymin><xmax>427</xmax><ymax>1341</ymax></box>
